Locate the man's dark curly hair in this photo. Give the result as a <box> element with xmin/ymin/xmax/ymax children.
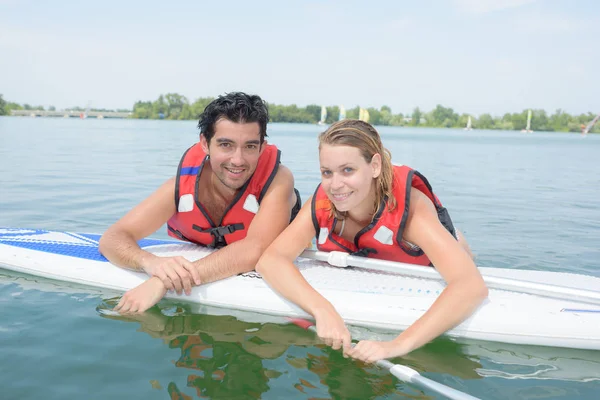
<box><xmin>198</xmin><ymin>92</ymin><xmax>269</xmax><ymax>144</ymax></box>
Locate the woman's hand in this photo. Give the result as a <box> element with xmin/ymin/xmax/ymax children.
<box><xmin>114</xmin><ymin>277</ymin><xmax>168</xmax><ymax>313</ymax></box>
<box><xmin>314</xmin><ymin>307</ymin><xmax>352</xmax><ymax>354</ymax></box>
<box><xmin>347</xmin><ymin>339</ymin><xmax>409</xmax><ymax>363</ymax></box>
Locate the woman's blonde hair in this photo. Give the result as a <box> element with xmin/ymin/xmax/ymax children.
<box><xmin>318</xmin><ymin>119</ymin><xmax>396</xmax><ymax>220</ymax></box>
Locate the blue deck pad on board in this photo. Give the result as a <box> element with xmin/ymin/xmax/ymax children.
<box><xmin>0</xmin><ymin>228</ymin><xmax>179</xmax><ymax>262</ymax></box>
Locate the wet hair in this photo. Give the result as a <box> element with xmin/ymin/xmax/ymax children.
<box><xmin>318</xmin><ymin>119</ymin><xmax>396</xmax><ymax>219</ymax></box>
<box><xmin>198</xmin><ymin>92</ymin><xmax>269</xmax><ymax>144</ymax></box>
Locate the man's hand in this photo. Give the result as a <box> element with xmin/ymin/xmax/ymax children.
<box><xmin>114</xmin><ymin>277</ymin><xmax>168</xmax><ymax>313</ymax></box>
<box><xmin>142</xmin><ymin>255</ymin><xmax>201</xmax><ymax>295</ymax></box>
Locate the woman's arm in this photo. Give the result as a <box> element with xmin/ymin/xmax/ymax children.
<box><xmin>348</xmin><ymin>189</ymin><xmax>488</xmax><ymax>362</ymax></box>
<box><xmin>255</xmin><ymin>198</ymin><xmax>352</xmax><ymax>351</ymax></box>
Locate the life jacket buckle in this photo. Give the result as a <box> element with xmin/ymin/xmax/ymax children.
<box><xmin>193</xmin><ymin>223</ymin><xmax>245</xmax><ymax>241</ymax></box>
<box><xmin>350</xmin><ymin>247</ymin><xmax>377</xmax><ymax>258</ymax></box>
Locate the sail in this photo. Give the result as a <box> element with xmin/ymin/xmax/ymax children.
<box><xmin>81</xmin><ymin>101</ymin><xmax>92</xmax><ymax>119</ymax></box>
<box><xmin>526</xmin><ymin>110</ymin><xmax>532</xmax><ymax>131</ymax></box>
<box><xmin>466</xmin><ymin>116</ymin><xmax>472</xmax><ymax>130</ymax></box>
<box><xmin>319</xmin><ymin>106</ymin><xmax>327</xmax><ymax>124</ymax></box>
<box><xmin>359</xmin><ymin>108</ymin><xmax>370</xmax><ymax>123</ymax></box>
<box><xmin>338</xmin><ymin>105</ymin><xmax>346</xmax><ymax>121</ymax></box>
<box><xmin>583</xmin><ymin>113</ymin><xmax>600</xmax><ymax>135</ymax></box>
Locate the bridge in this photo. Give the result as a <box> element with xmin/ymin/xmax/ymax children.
<box><xmin>10</xmin><ymin>110</ymin><xmax>132</xmax><ymax>119</ymax></box>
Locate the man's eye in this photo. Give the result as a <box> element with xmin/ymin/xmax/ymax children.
<box><xmin>219</xmin><ymin>143</ymin><xmax>231</xmax><ymax>148</ymax></box>
<box><xmin>247</xmin><ymin>145</ymin><xmax>257</xmax><ymax>150</ymax></box>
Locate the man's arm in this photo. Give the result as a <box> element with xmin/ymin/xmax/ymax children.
<box><xmin>99</xmin><ymin>177</ymin><xmax>199</xmax><ymax>293</ymax></box>
<box><xmin>191</xmin><ymin>165</ymin><xmax>297</xmax><ymax>283</ymax></box>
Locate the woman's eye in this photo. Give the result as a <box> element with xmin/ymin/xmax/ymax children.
<box><xmin>321</xmin><ymin>170</ymin><xmax>331</xmax><ymax>177</ymax></box>
<box><xmin>343</xmin><ymin>167</ymin><xmax>353</xmax><ymax>173</ymax></box>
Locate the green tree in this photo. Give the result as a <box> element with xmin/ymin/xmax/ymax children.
<box><xmin>326</xmin><ymin>106</ymin><xmax>340</xmax><ymax>124</ymax></box>
<box><xmin>190</xmin><ymin>97</ymin><xmax>215</xmax><ymax>121</ymax></box>
<box><xmin>430</xmin><ymin>105</ymin><xmax>458</xmax><ymax>127</ymax></box>
<box><xmin>531</xmin><ymin>109</ymin><xmax>548</xmax><ymax>131</ymax></box>
<box><xmin>477</xmin><ymin>113</ymin><xmax>494</xmax><ymax>129</ymax></box>
<box><xmin>5</xmin><ymin>102</ymin><xmax>23</xmax><ymax>114</ymax></box>
<box><xmin>165</xmin><ymin>93</ymin><xmax>189</xmax><ymax>120</ymax></box>
<box><xmin>411</xmin><ymin>107</ymin><xmax>422</xmax><ymax>126</ymax></box>
<box><xmin>0</xmin><ymin>94</ymin><xmax>6</xmax><ymax>116</ymax></box>
<box><xmin>133</xmin><ymin>100</ymin><xmax>153</xmax><ymax>119</ymax></box>
<box><xmin>305</xmin><ymin>104</ymin><xmax>321</xmax><ymax>123</ymax></box>
<box><xmin>457</xmin><ymin>114</ymin><xmax>470</xmax><ymax>129</ymax></box>
<box><xmin>378</xmin><ymin>105</ymin><xmax>393</xmax><ymax>126</ymax></box>
<box><xmin>346</xmin><ymin>106</ymin><xmax>360</xmax><ymax>120</ymax></box>
<box><xmin>511</xmin><ymin>111</ymin><xmax>528</xmax><ymax>131</ymax></box>
<box><xmin>153</xmin><ymin>95</ymin><xmax>168</xmax><ymax>118</ymax></box>
<box><xmin>366</xmin><ymin>107</ymin><xmax>382</xmax><ymax>125</ymax></box>
<box><xmin>549</xmin><ymin>109</ymin><xmax>571</xmax><ymax>132</ymax></box>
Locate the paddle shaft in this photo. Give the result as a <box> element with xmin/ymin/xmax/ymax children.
<box><xmin>304</xmin><ymin>324</ymin><xmax>480</xmax><ymax>400</ymax></box>
<box><xmin>300</xmin><ymin>250</ymin><xmax>600</xmax><ymax>306</ymax></box>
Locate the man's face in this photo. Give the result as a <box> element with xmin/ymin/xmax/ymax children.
<box><xmin>201</xmin><ymin>119</ymin><xmax>264</xmax><ymax>191</ymax></box>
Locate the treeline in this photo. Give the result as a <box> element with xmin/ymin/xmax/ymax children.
<box><xmin>130</xmin><ymin>94</ymin><xmax>600</xmax><ymax>133</ymax></box>
<box><xmin>2</xmin><ymin>93</ymin><xmax>598</xmax><ymax>133</ymax></box>
<box><xmin>0</xmin><ymin>94</ymin><xmax>130</xmax><ymax>114</ymax></box>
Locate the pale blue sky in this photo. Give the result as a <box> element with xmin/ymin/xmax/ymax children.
<box><xmin>1</xmin><ymin>0</ymin><xmax>598</xmax><ymax>115</ymax></box>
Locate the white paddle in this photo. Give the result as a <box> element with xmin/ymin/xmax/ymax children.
<box><xmin>300</xmin><ymin>249</ymin><xmax>600</xmax><ymax>305</ymax></box>
<box><xmin>289</xmin><ymin>318</ymin><xmax>481</xmax><ymax>400</ymax></box>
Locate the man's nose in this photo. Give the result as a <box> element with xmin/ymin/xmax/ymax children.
<box><xmin>230</xmin><ymin>147</ymin><xmax>244</xmax><ymax>165</ymax></box>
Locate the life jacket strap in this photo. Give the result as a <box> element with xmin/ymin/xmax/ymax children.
<box><xmin>351</xmin><ymin>247</ymin><xmax>378</xmax><ymax>257</ymax></box>
<box><xmin>192</xmin><ymin>223</ymin><xmax>245</xmax><ymax>247</ymax></box>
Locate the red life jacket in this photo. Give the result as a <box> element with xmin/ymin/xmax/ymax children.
<box><xmin>167</xmin><ymin>143</ymin><xmax>280</xmax><ymax>247</ymax></box>
<box><xmin>311</xmin><ymin>165</ymin><xmax>456</xmax><ymax>266</ymax></box>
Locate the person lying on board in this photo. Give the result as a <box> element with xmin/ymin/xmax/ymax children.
<box><xmin>99</xmin><ymin>92</ymin><xmax>301</xmax><ymax>312</ymax></box>
<box><xmin>255</xmin><ymin>119</ymin><xmax>487</xmax><ymax>363</ymax></box>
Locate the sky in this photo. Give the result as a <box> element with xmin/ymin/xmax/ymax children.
<box><xmin>1</xmin><ymin>0</ymin><xmax>598</xmax><ymax>116</ymax></box>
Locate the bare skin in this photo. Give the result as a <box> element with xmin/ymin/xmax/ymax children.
<box><xmin>255</xmin><ymin>144</ymin><xmax>488</xmax><ymax>363</ymax></box>
<box><xmin>99</xmin><ymin>120</ymin><xmax>297</xmax><ymax>313</ymax></box>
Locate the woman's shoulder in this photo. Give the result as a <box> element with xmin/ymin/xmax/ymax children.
<box><xmin>407</xmin><ymin>187</ymin><xmax>436</xmax><ymax>217</ymax></box>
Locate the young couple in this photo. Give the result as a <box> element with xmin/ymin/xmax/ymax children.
<box><xmin>99</xmin><ymin>92</ymin><xmax>487</xmax><ymax>363</ymax></box>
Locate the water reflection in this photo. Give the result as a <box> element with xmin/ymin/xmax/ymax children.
<box><xmin>97</xmin><ymin>299</ymin><xmax>484</xmax><ymax>399</ymax></box>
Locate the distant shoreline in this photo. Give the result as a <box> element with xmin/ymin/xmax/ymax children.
<box><xmin>2</xmin><ymin>114</ymin><xmax>596</xmax><ymax>135</ymax></box>
<box><xmin>1</xmin><ymin>92</ymin><xmax>598</xmax><ymax>134</ymax></box>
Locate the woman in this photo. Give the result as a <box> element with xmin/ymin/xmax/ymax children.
<box><xmin>255</xmin><ymin>119</ymin><xmax>487</xmax><ymax>363</ymax></box>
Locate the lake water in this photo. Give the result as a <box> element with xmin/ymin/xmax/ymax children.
<box><xmin>1</xmin><ymin>116</ymin><xmax>599</xmax><ymax>399</ymax></box>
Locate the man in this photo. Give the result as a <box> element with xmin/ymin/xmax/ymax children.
<box><xmin>99</xmin><ymin>92</ymin><xmax>300</xmax><ymax>312</ymax></box>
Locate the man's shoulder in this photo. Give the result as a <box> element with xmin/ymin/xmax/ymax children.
<box><xmin>271</xmin><ymin>164</ymin><xmax>294</xmax><ymax>186</ymax></box>
<box><xmin>258</xmin><ymin>164</ymin><xmax>295</xmax><ymax>203</ymax></box>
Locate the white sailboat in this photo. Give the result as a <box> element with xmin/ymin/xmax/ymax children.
<box><xmin>318</xmin><ymin>105</ymin><xmax>327</xmax><ymax>125</ymax></box>
<box><xmin>358</xmin><ymin>107</ymin><xmax>370</xmax><ymax>123</ymax></box>
<box><xmin>338</xmin><ymin>105</ymin><xmax>346</xmax><ymax>121</ymax></box>
<box><xmin>80</xmin><ymin>101</ymin><xmax>92</xmax><ymax>119</ymax></box>
<box><xmin>521</xmin><ymin>109</ymin><xmax>533</xmax><ymax>133</ymax></box>
<box><xmin>582</xmin><ymin>112</ymin><xmax>600</xmax><ymax>136</ymax></box>
<box><xmin>464</xmin><ymin>116</ymin><xmax>472</xmax><ymax>131</ymax></box>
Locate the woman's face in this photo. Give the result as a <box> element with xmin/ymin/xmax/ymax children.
<box><xmin>319</xmin><ymin>144</ymin><xmax>380</xmax><ymax>212</ymax></box>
